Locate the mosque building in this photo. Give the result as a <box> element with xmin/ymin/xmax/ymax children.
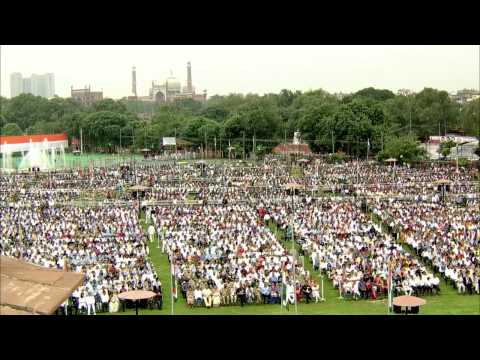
<box><xmin>131</xmin><ymin>62</ymin><xmax>207</xmax><ymax>104</ymax></box>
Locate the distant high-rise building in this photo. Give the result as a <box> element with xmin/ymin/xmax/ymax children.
<box><xmin>10</xmin><ymin>72</ymin><xmax>55</xmax><ymax>98</ymax></box>
<box><xmin>47</xmin><ymin>73</ymin><xmax>55</xmax><ymax>97</ymax></box>
<box><xmin>10</xmin><ymin>73</ymin><xmax>23</xmax><ymax>98</ymax></box>
<box><xmin>22</xmin><ymin>78</ymin><xmax>32</xmax><ymax>95</ymax></box>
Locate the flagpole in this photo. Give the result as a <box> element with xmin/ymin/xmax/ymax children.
<box><xmin>321</xmin><ymin>274</ymin><xmax>325</xmax><ymax>302</ymax></box>
<box><xmin>388</xmin><ymin>257</ymin><xmax>393</xmax><ymax>315</ymax></box>
<box><xmin>291</xmin><ymin>193</ymin><xmax>298</xmax><ymax>315</ymax></box>
<box><xmin>280</xmin><ymin>271</ymin><xmax>284</xmax><ymax>313</ymax></box>
<box><xmin>170</xmin><ymin>253</ymin><xmax>174</xmax><ymax>316</ymax></box>
<box><xmin>366</xmin><ymin>138</ymin><xmax>370</xmax><ymax>162</ymax></box>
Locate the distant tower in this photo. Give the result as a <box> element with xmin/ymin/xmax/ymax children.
<box><xmin>132</xmin><ymin>66</ymin><xmax>137</xmax><ymax>98</ymax></box>
<box><xmin>187</xmin><ymin>61</ymin><xmax>193</xmax><ymax>93</ymax></box>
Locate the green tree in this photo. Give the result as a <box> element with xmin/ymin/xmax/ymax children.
<box><xmin>82</xmin><ymin>111</ymin><xmax>130</xmax><ymax>151</ymax></box>
<box><xmin>93</xmin><ymin>99</ymin><xmax>128</xmax><ymax>113</ymax></box>
<box><xmin>349</xmin><ymin>87</ymin><xmax>395</xmax><ymax>102</ymax></box>
<box><xmin>3</xmin><ymin>94</ymin><xmax>51</xmax><ymax>131</ymax></box>
<box><xmin>459</xmin><ymin>99</ymin><xmax>480</xmax><ymax>137</ymax></box>
<box><xmin>0</xmin><ymin>96</ymin><xmax>8</xmax><ymax>128</ymax></box>
<box><xmin>222</xmin><ymin>112</ymin><xmax>247</xmax><ymax>142</ymax></box>
<box><xmin>243</xmin><ymin>99</ymin><xmax>280</xmax><ymax>138</ymax></box>
<box><xmin>377</xmin><ymin>135</ymin><xmax>426</xmax><ymax>164</ymax></box>
<box><xmin>173</xmin><ymin>98</ymin><xmax>204</xmax><ymax>114</ymax></box>
<box><xmin>1</xmin><ymin>122</ymin><xmax>23</xmax><ymax>136</ymax></box>
<box><xmin>62</xmin><ymin>112</ymin><xmax>86</xmax><ymax>140</ymax></box>
<box><xmin>150</xmin><ymin>105</ymin><xmax>188</xmax><ymax>137</ymax></box>
<box><xmin>28</xmin><ymin>119</ymin><xmax>65</xmax><ymax>135</ymax></box>
<box><xmin>413</xmin><ymin>88</ymin><xmax>459</xmax><ymax>140</ymax></box>
<box><xmin>438</xmin><ymin>139</ymin><xmax>456</xmax><ymax>158</ymax></box>
<box><xmin>182</xmin><ymin>116</ymin><xmax>221</xmax><ymax>145</ymax></box>
<box><xmin>383</xmin><ymin>95</ymin><xmax>413</xmax><ymax>136</ymax></box>
<box><xmin>201</xmin><ymin>103</ymin><xmax>229</xmax><ymax>122</ymax></box>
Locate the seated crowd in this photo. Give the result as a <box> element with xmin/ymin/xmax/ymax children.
<box><xmin>150</xmin><ymin>204</ymin><xmax>321</xmax><ymax>307</ymax></box>
<box><xmin>0</xmin><ymin>204</ymin><xmax>161</xmax><ymax>314</ymax></box>
<box><xmin>266</xmin><ymin>198</ymin><xmax>439</xmax><ymax>299</ymax></box>
<box><xmin>370</xmin><ymin>199</ymin><xmax>480</xmax><ymax>294</ymax></box>
<box><xmin>0</xmin><ymin>158</ymin><xmax>477</xmax><ymax>315</ymax></box>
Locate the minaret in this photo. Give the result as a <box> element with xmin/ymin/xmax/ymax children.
<box><xmin>187</xmin><ymin>61</ymin><xmax>193</xmax><ymax>93</ymax></box>
<box><xmin>132</xmin><ymin>66</ymin><xmax>137</xmax><ymax>98</ymax></box>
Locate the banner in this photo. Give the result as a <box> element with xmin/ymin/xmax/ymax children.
<box><xmin>163</xmin><ymin>137</ymin><xmax>176</xmax><ymax>146</ymax></box>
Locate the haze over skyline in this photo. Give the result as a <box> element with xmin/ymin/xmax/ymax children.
<box><xmin>1</xmin><ymin>45</ymin><xmax>479</xmax><ymax>99</ymax></box>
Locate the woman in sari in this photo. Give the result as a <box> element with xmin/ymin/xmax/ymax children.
<box><xmin>109</xmin><ymin>291</ymin><xmax>120</xmax><ymax>313</ymax></box>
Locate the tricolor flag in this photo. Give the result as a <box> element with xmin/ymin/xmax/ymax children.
<box><xmin>171</xmin><ymin>258</ymin><xmax>177</xmax><ymax>301</ymax></box>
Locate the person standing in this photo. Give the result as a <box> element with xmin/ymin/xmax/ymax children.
<box><xmin>148</xmin><ymin>224</ymin><xmax>155</xmax><ymax>243</ymax></box>
<box><xmin>302</xmin><ymin>283</ymin><xmax>312</xmax><ymax>304</ymax></box>
<box><xmin>86</xmin><ymin>290</ymin><xmax>96</xmax><ymax>315</ymax></box>
<box><xmin>260</xmin><ymin>283</ymin><xmax>270</xmax><ymax>304</ymax></box>
<box><xmin>186</xmin><ymin>287</ymin><xmax>195</xmax><ymax>308</ymax></box>
<box><xmin>203</xmin><ymin>286</ymin><xmax>213</xmax><ymax>308</ymax></box>
<box><xmin>100</xmin><ymin>288</ymin><xmax>110</xmax><ymax>313</ymax></box>
<box><xmin>212</xmin><ymin>288</ymin><xmax>221</xmax><ymax>307</ymax></box>
<box><xmin>311</xmin><ymin>281</ymin><xmax>320</xmax><ymax>303</ymax></box>
<box><xmin>236</xmin><ymin>285</ymin><xmax>246</xmax><ymax>307</ymax></box>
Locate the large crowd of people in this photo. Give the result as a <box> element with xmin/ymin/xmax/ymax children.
<box><xmin>0</xmin><ymin>157</ymin><xmax>478</xmax><ymax>314</ymax></box>
<box><xmin>0</xmin><ymin>204</ymin><xmax>161</xmax><ymax>314</ymax></box>
<box><xmin>370</xmin><ymin>199</ymin><xmax>479</xmax><ymax>294</ymax></box>
<box><xmin>149</xmin><ymin>204</ymin><xmax>319</xmax><ymax>307</ymax></box>
<box><xmin>266</xmin><ymin>198</ymin><xmax>439</xmax><ymax>299</ymax></box>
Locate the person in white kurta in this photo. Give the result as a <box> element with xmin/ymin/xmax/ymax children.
<box><xmin>78</xmin><ymin>292</ymin><xmax>87</xmax><ymax>313</ymax></box>
<box><xmin>148</xmin><ymin>225</ymin><xmax>155</xmax><ymax>243</ymax></box>
<box><xmin>86</xmin><ymin>292</ymin><xmax>96</xmax><ymax>315</ymax></box>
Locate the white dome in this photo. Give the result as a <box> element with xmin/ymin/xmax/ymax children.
<box><xmin>166</xmin><ymin>77</ymin><xmax>181</xmax><ymax>91</ymax></box>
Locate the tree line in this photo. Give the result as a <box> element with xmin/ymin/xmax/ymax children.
<box><xmin>0</xmin><ymin>87</ymin><xmax>479</xmax><ymax>162</ymax></box>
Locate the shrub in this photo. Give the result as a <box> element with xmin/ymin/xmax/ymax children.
<box><xmin>327</xmin><ymin>152</ymin><xmax>346</xmax><ymax>164</ymax></box>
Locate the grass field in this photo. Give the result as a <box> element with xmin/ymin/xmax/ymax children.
<box><xmin>10</xmin><ymin>152</ymin><xmax>144</xmax><ymax>170</ymax></box>
<box><xmin>110</xmin><ymin>215</ymin><xmax>479</xmax><ymax>315</ymax></box>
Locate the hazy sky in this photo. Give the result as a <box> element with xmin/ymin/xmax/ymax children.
<box><xmin>1</xmin><ymin>45</ymin><xmax>478</xmax><ymax>99</ymax></box>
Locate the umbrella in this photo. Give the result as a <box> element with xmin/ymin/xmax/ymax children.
<box><xmin>118</xmin><ymin>290</ymin><xmax>157</xmax><ymax>315</ymax></box>
<box><xmin>434</xmin><ymin>179</ymin><xmax>452</xmax><ymax>185</ymax></box>
<box><xmin>284</xmin><ymin>183</ymin><xmax>304</xmax><ymax>190</ymax></box>
<box><xmin>392</xmin><ymin>295</ymin><xmax>427</xmax><ymax>315</ymax></box>
<box><xmin>385</xmin><ymin>158</ymin><xmax>397</xmax><ymax>163</ymax></box>
<box><xmin>128</xmin><ymin>185</ymin><xmax>151</xmax><ymax>192</ymax></box>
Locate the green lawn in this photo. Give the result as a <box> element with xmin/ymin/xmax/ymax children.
<box><xmin>109</xmin><ymin>215</ymin><xmax>479</xmax><ymax>315</ymax></box>
<box><xmin>10</xmin><ymin>152</ymin><xmax>144</xmax><ymax>170</ymax></box>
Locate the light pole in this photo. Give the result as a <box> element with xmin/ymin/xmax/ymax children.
<box><xmin>409</xmin><ymin>95</ymin><xmax>412</xmax><ymax>136</ymax></box>
<box><xmin>331</xmin><ymin>130</ymin><xmax>335</xmax><ymax>154</ymax></box>
<box><xmin>243</xmin><ymin>131</ymin><xmax>246</xmax><ymax>161</ymax></box>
